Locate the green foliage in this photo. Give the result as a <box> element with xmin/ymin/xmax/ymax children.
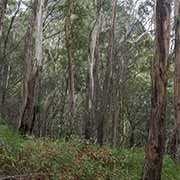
<box><xmin>0</xmin><ymin>123</ymin><xmax>180</xmax><ymax>179</ymax></box>
<box><xmin>0</xmin><ymin>119</ymin><xmax>25</xmax><ymax>153</ymax></box>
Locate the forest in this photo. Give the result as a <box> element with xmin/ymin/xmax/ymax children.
<box><xmin>0</xmin><ymin>0</ymin><xmax>180</xmax><ymax>179</ymax></box>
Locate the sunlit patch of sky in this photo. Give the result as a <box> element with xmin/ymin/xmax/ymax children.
<box><xmin>118</xmin><ymin>0</ymin><xmax>154</xmax><ymax>32</ymax></box>
<box><xmin>20</xmin><ymin>2</ymin><xmax>27</xmax><ymax>10</ymax></box>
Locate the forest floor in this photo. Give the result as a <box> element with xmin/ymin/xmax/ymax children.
<box><xmin>0</xmin><ymin>121</ymin><xmax>180</xmax><ymax>180</ymax></box>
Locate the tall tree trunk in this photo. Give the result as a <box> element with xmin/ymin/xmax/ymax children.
<box><xmin>1</xmin><ymin>0</ymin><xmax>21</xmax><ymax>117</ymax></box>
<box><xmin>0</xmin><ymin>0</ymin><xmax>7</xmax><ymax>37</ymax></box>
<box><xmin>97</xmin><ymin>0</ymin><xmax>117</xmax><ymax>145</ymax></box>
<box><xmin>18</xmin><ymin>0</ymin><xmax>44</xmax><ymax>135</ymax></box>
<box><xmin>0</xmin><ymin>0</ymin><xmax>7</xmax><ymax>115</ymax></box>
<box><xmin>111</xmin><ymin>90</ymin><xmax>120</xmax><ymax>147</ymax></box>
<box><xmin>142</xmin><ymin>0</ymin><xmax>171</xmax><ymax>180</ymax></box>
<box><xmin>169</xmin><ymin>0</ymin><xmax>180</xmax><ymax>161</ymax></box>
<box><xmin>65</xmin><ymin>0</ymin><xmax>75</xmax><ymax>135</ymax></box>
<box><xmin>85</xmin><ymin>1</ymin><xmax>102</xmax><ymax>140</ymax></box>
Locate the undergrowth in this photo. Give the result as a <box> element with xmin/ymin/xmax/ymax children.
<box><xmin>0</xmin><ymin>120</ymin><xmax>180</xmax><ymax>180</ymax></box>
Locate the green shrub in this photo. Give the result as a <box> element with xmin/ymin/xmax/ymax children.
<box><xmin>0</xmin><ymin>122</ymin><xmax>180</xmax><ymax>179</ymax></box>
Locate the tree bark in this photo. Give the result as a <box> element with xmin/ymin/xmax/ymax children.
<box><xmin>97</xmin><ymin>0</ymin><xmax>117</xmax><ymax>145</ymax></box>
<box><xmin>85</xmin><ymin>0</ymin><xmax>102</xmax><ymax>140</ymax></box>
<box><xmin>0</xmin><ymin>0</ymin><xmax>7</xmax><ymax>37</ymax></box>
<box><xmin>1</xmin><ymin>0</ymin><xmax>21</xmax><ymax>117</ymax></box>
<box><xmin>142</xmin><ymin>0</ymin><xmax>171</xmax><ymax>180</ymax></box>
<box><xmin>169</xmin><ymin>0</ymin><xmax>180</xmax><ymax>161</ymax></box>
<box><xmin>0</xmin><ymin>0</ymin><xmax>7</xmax><ymax>115</ymax></box>
<box><xmin>65</xmin><ymin>0</ymin><xmax>75</xmax><ymax>135</ymax></box>
<box><xmin>18</xmin><ymin>0</ymin><xmax>44</xmax><ymax>135</ymax></box>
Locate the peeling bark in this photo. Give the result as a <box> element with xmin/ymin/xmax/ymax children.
<box><xmin>18</xmin><ymin>0</ymin><xmax>44</xmax><ymax>135</ymax></box>
<box><xmin>142</xmin><ymin>0</ymin><xmax>171</xmax><ymax>180</ymax></box>
<box><xmin>169</xmin><ymin>0</ymin><xmax>180</xmax><ymax>161</ymax></box>
<box><xmin>85</xmin><ymin>1</ymin><xmax>102</xmax><ymax>140</ymax></box>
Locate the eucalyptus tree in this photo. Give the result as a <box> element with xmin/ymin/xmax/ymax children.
<box><xmin>85</xmin><ymin>0</ymin><xmax>102</xmax><ymax>140</ymax></box>
<box><xmin>64</xmin><ymin>0</ymin><xmax>76</xmax><ymax>135</ymax></box>
<box><xmin>142</xmin><ymin>0</ymin><xmax>171</xmax><ymax>179</ymax></box>
<box><xmin>170</xmin><ymin>0</ymin><xmax>180</xmax><ymax>162</ymax></box>
<box><xmin>0</xmin><ymin>0</ymin><xmax>7</xmax><ymax>115</ymax></box>
<box><xmin>18</xmin><ymin>0</ymin><xmax>45</xmax><ymax>134</ymax></box>
<box><xmin>96</xmin><ymin>0</ymin><xmax>117</xmax><ymax>146</ymax></box>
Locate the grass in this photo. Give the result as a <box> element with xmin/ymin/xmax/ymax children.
<box><xmin>0</xmin><ymin>120</ymin><xmax>180</xmax><ymax>179</ymax></box>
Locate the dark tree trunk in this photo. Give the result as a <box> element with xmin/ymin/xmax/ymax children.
<box><xmin>65</xmin><ymin>0</ymin><xmax>75</xmax><ymax>135</ymax></box>
<box><xmin>97</xmin><ymin>115</ymin><xmax>104</xmax><ymax>145</ymax></box>
<box><xmin>97</xmin><ymin>0</ymin><xmax>117</xmax><ymax>146</ymax></box>
<box><xmin>169</xmin><ymin>0</ymin><xmax>180</xmax><ymax>161</ymax></box>
<box><xmin>0</xmin><ymin>0</ymin><xmax>7</xmax><ymax>115</ymax></box>
<box><xmin>142</xmin><ymin>0</ymin><xmax>171</xmax><ymax>180</ymax></box>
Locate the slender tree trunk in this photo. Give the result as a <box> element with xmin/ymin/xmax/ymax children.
<box><xmin>34</xmin><ymin>0</ymin><xmax>44</xmax><ymax>136</ymax></box>
<box><xmin>111</xmin><ymin>50</ymin><xmax>123</xmax><ymax>147</ymax></box>
<box><xmin>97</xmin><ymin>0</ymin><xmax>117</xmax><ymax>145</ymax></box>
<box><xmin>111</xmin><ymin>91</ymin><xmax>120</xmax><ymax>147</ymax></box>
<box><xmin>142</xmin><ymin>0</ymin><xmax>171</xmax><ymax>180</ymax></box>
<box><xmin>65</xmin><ymin>0</ymin><xmax>75</xmax><ymax>135</ymax></box>
<box><xmin>1</xmin><ymin>64</ymin><xmax>10</xmax><ymax>110</ymax></box>
<box><xmin>18</xmin><ymin>0</ymin><xmax>44</xmax><ymax>134</ymax></box>
<box><xmin>0</xmin><ymin>0</ymin><xmax>22</xmax><ymax>118</ymax></box>
<box><xmin>0</xmin><ymin>0</ymin><xmax>7</xmax><ymax>37</ymax></box>
<box><xmin>85</xmin><ymin>1</ymin><xmax>102</xmax><ymax>140</ymax></box>
<box><xmin>0</xmin><ymin>0</ymin><xmax>7</xmax><ymax>115</ymax></box>
<box><xmin>169</xmin><ymin>0</ymin><xmax>180</xmax><ymax>161</ymax></box>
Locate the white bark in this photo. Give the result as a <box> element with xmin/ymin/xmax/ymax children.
<box><xmin>35</xmin><ymin>0</ymin><xmax>44</xmax><ymax>67</ymax></box>
<box><xmin>88</xmin><ymin>13</ymin><xmax>102</xmax><ymax>107</ymax></box>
